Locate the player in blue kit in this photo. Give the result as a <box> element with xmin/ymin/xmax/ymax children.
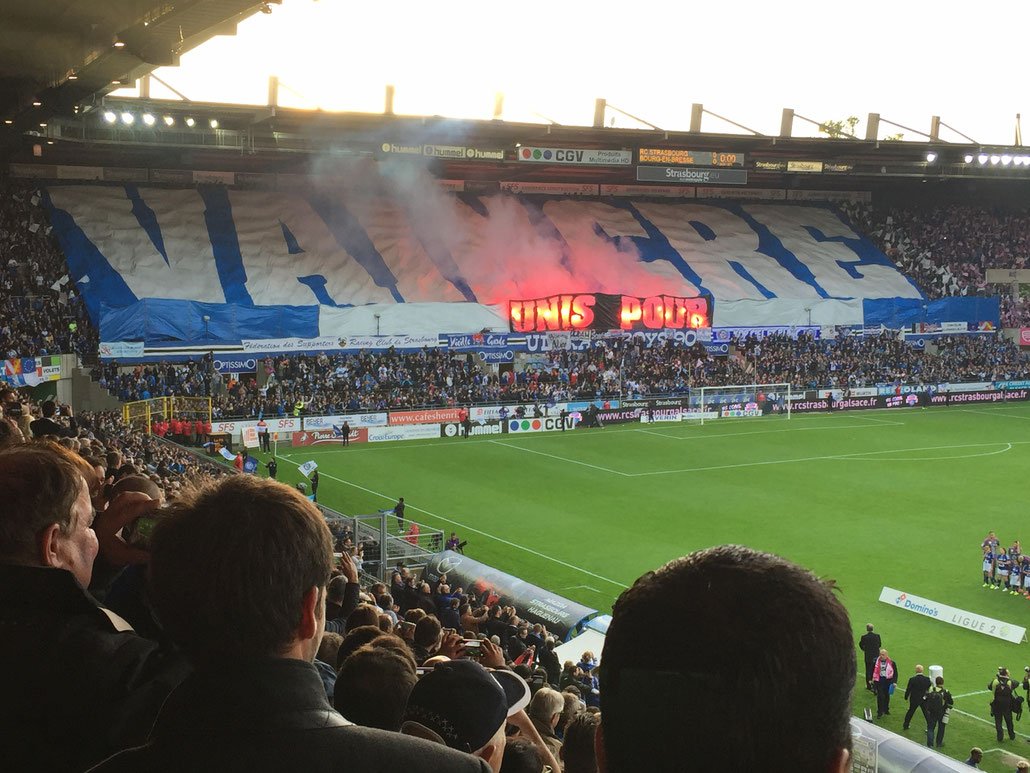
<box><xmin>1010</xmin><ymin>559</ymin><xmax>1023</xmax><ymax>596</ymax></box>
<box><xmin>984</xmin><ymin>546</ymin><xmax>997</xmax><ymax>588</ymax></box>
<box><xmin>1022</xmin><ymin>556</ymin><xmax>1030</xmax><ymax>597</ymax></box>
<box><xmin>996</xmin><ymin>549</ymin><xmax>1011</xmax><ymax>591</ymax></box>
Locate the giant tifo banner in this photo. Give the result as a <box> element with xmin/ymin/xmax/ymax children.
<box><xmin>421</xmin><ymin>550</ymin><xmax>598</xmax><ymax>641</ymax></box>
<box><xmin>2</xmin><ymin>356</ymin><xmax>62</xmax><ymax>387</ymax></box>
<box><xmin>43</xmin><ymin>182</ymin><xmax>923</xmax><ymax>342</ymax></box>
<box><xmin>509</xmin><ymin>293</ymin><xmax>711</xmax><ymax>332</ymax></box>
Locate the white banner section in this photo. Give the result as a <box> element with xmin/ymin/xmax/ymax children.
<box><xmin>878</xmin><ymin>587</ymin><xmax>1027</xmax><ymax>644</ymax></box>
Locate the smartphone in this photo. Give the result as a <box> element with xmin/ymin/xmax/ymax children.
<box><xmin>462</xmin><ymin>639</ymin><xmax>483</xmax><ymax>655</ymax></box>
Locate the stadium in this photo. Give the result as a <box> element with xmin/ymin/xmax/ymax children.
<box><xmin>4</xmin><ymin>2</ymin><xmax>1030</xmax><ymax>771</ymax></box>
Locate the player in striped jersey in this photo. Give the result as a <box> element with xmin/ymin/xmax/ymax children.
<box><xmin>996</xmin><ymin>550</ymin><xmax>1011</xmax><ymax>591</ymax></box>
<box><xmin>984</xmin><ymin>547</ymin><xmax>997</xmax><ymax>588</ymax></box>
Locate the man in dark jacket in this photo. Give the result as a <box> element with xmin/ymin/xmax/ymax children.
<box><xmin>903</xmin><ymin>664</ymin><xmax>932</xmax><ymax>730</ymax></box>
<box><xmin>859</xmin><ymin>623</ymin><xmax>881</xmax><ymax>691</ymax></box>
<box><xmin>29</xmin><ymin>399</ymin><xmax>77</xmax><ymax>438</ymax></box>
<box><xmin>0</xmin><ymin>443</ymin><xmax>190</xmax><ymax>773</ymax></box>
<box><xmin>90</xmin><ymin>474</ymin><xmax>489</xmax><ymax>772</ymax></box>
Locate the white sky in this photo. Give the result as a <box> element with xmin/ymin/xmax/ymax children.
<box><xmin>116</xmin><ymin>0</ymin><xmax>1030</xmax><ymax>145</ymax></box>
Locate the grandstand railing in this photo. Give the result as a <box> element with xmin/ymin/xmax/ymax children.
<box><xmin>123</xmin><ymin>396</ymin><xmax>212</xmax><ymax>433</ymax></box>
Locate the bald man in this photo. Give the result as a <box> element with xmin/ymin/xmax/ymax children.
<box><xmin>903</xmin><ymin>664</ymin><xmax>931</xmax><ymax>730</ymax></box>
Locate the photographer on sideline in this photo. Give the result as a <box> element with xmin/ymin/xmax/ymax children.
<box><xmin>989</xmin><ymin>667</ymin><xmax>1018</xmax><ymax>741</ymax></box>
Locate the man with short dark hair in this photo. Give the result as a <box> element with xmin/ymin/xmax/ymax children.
<box><xmin>989</xmin><ymin>667</ymin><xmax>1018</xmax><ymax>741</ymax></box>
<box><xmin>0</xmin><ymin>443</ymin><xmax>188</xmax><ymax>773</ymax></box>
<box><xmin>90</xmin><ymin>475</ymin><xmax>488</xmax><ymax>772</ymax></box>
<box><xmin>598</xmin><ymin>545</ymin><xmax>855</xmax><ymax>773</ymax></box>
<box><xmin>29</xmin><ymin>399</ymin><xmax>76</xmax><ymax>438</ymax></box>
<box><xmin>859</xmin><ymin>623</ymin><xmax>881</xmax><ymax>691</ymax></box>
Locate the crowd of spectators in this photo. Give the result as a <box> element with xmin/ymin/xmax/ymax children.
<box><xmin>0</xmin><ymin>179</ymin><xmax>97</xmax><ymax>359</ymax></box>
<box><xmin>86</xmin><ymin>330</ymin><xmax>1030</xmax><ymax>417</ymax></box>
<box><xmin>843</xmin><ymin>200</ymin><xmax>1030</xmax><ymax>324</ymax></box>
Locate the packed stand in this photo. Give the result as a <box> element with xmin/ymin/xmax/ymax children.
<box><xmin>844</xmin><ymin>200</ymin><xmax>1030</xmax><ymax>324</ymax></box>
<box><xmin>0</xmin><ymin>179</ymin><xmax>97</xmax><ymax>359</ymax></box>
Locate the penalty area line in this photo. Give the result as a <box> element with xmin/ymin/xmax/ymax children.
<box><xmin>276</xmin><ymin>457</ymin><xmax>629</xmax><ymax>590</ymax></box>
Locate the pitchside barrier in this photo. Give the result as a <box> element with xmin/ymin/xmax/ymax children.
<box><xmin>878</xmin><ymin>586</ymin><xmax>1027</xmax><ymax>644</ymax></box>
<box><xmin>163</xmin><ymin>382</ymin><xmax>1030</xmax><ymax>448</ymax></box>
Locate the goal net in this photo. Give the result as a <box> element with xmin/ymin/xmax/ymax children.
<box><xmin>687</xmin><ymin>383</ymin><xmax>792</xmax><ymax>425</ymax></box>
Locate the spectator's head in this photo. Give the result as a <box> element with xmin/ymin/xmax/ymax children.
<box><xmin>414</xmin><ymin>615</ymin><xmax>443</xmax><ymax>653</ymax></box>
<box><xmin>327</xmin><ymin>575</ymin><xmax>348</xmax><ymax>604</ymax></box>
<box><xmin>335</xmin><ymin>625</ymin><xmax>387</xmax><ymax>669</ymax></box>
<box><xmin>968</xmin><ymin>748</ymin><xmax>983</xmax><ymax>764</ymax></box>
<box><xmin>40</xmin><ymin>400</ymin><xmax>57</xmax><ymax>418</ymax></box>
<box><xmin>0</xmin><ymin>442</ymin><xmax>98</xmax><ymax>586</ymax></box>
<box><xmin>402</xmin><ymin>659</ymin><xmax>531</xmax><ymax>773</ymax></box>
<box><xmin>528</xmin><ymin>687</ymin><xmax>563</xmax><ymax>728</ymax></box>
<box><xmin>316</xmin><ymin>632</ymin><xmax>343</xmax><ymax>666</ymax></box>
<box><xmin>346</xmin><ymin>604</ymin><xmax>380</xmax><ymax>632</ymax></box>
<box><xmin>149</xmin><ymin>475</ymin><xmax>333</xmax><ymax>665</ymax></box>
<box><xmin>562</xmin><ymin>712</ymin><xmax>601</xmax><ymax>773</ymax></box>
<box><xmin>334</xmin><ymin>643</ymin><xmax>417</xmax><ymax>730</ymax></box>
<box><xmin>866</xmin><ymin>623</ymin><xmax>874</xmax><ymax>632</ymax></box>
<box><xmin>598</xmin><ymin>545</ymin><xmax>855</xmax><ymax>773</ymax></box>
<box><xmin>501</xmin><ymin>737</ymin><xmax>543</xmax><ymax>773</ymax></box>
<box><xmin>558</xmin><ymin>690</ymin><xmax>585</xmax><ymax>735</ymax></box>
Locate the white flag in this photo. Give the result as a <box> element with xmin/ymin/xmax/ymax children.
<box><xmin>298</xmin><ymin>460</ymin><xmax>318</xmax><ymax>478</ymax></box>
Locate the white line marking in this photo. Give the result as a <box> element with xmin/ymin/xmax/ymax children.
<box><xmin>623</xmin><ymin>441</ymin><xmax>1030</xmax><ymax>477</ymax></box>
<box><xmin>488</xmin><ymin>440</ymin><xmax>629</xmax><ymax>476</ymax></box>
<box><xmin>963</xmin><ymin>408</ymin><xmax>1030</xmax><ymax>421</ymax></box>
<box><xmin>833</xmin><ymin>443</ymin><xmax>1013</xmax><ymax>462</ymax></box>
<box><xmin>950</xmin><ymin>707</ymin><xmax>1030</xmax><ymax>739</ymax></box>
<box><xmin>953</xmin><ymin>690</ymin><xmax>991</xmax><ymax>699</ymax></box>
<box><xmin>561</xmin><ymin>585</ymin><xmax>601</xmax><ymax>593</ymax></box>
<box><xmin>276</xmin><ymin>457</ymin><xmax>629</xmax><ymax>589</ymax></box>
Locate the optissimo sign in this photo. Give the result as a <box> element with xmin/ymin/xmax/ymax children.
<box><xmin>509</xmin><ymin>293</ymin><xmax>710</xmax><ymax>332</ymax></box>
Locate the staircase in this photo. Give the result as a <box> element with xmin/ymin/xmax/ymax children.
<box><xmin>72</xmin><ymin>366</ymin><xmax>122</xmax><ymax>413</ymax></box>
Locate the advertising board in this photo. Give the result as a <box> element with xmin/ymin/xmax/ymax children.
<box><xmin>211</xmin><ymin>417</ymin><xmax>300</xmax><ymax>434</ymax></box>
<box><xmin>368</xmin><ymin>424</ymin><xmax>443</xmax><ymax>442</ymax></box>
<box><xmin>388</xmin><ymin>408</ymin><xmax>464</xmax><ymax>426</ymax></box>
<box><xmin>441</xmin><ymin>421</ymin><xmax>505</xmax><ymax>437</ymax></box>
<box><xmin>506</xmin><ymin>416</ymin><xmax>578</xmax><ymax>433</ymax></box>
<box><xmin>303</xmin><ymin>413</ymin><xmax>388</xmax><ymax>430</ymax></box>
<box><xmin>291</xmin><ymin>428</ymin><xmax>368</xmax><ymax>446</ymax></box>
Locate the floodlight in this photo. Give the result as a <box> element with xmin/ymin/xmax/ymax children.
<box><xmin>142</xmin><ymin>113</ymin><xmax>155</xmax><ymax>126</ymax></box>
<box><xmin>120</xmin><ymin>112</ymin><xmax>134</xmax><ymax>125</ymax></box>
<box><xmin>978</xmin><ymin>154</ymin><xmax>989</xmax><ymax>164</ymax></box>
<box><xmin>103</xmin><ymin>111</ymin><xmax>117</xmax><ymax>123</ymax></box>
<box><xmin>185</xmin><ymin>117</ymin><xmax>195</xmax><ymax>127</ymax></box>
<box><xmin>209</xmin><ymin>119</ymin><xmax>219</xmax><ymax>128</ymax></box>
<box><xmin>32</xmin><ymin>100</ymin><xmax>41</xmax><ymax>107</ymax></box>
<box><xmin>163</xmin><ymin>115</ymin><xmax>175</xmax><ymax>126</ymax></box>
<box><xmin>964</xmin><ymin>154</ymin><xmax>974</xmax><ymax>163</ymax></box>
<box><xmin>1002</xmin><ymin>155</ymin><xmax>1013</xmax><ymax>165</ymax></box>
<box><xmin>990</xmin><ymin>155</ymin><xmax>1001</xmax><ymax>165</ymax></box>
<box><xmin>925</xmin><ymin>152</ymin><xmax>937</xmax><ymax>163</ymax></box>
<box><xmin>114</xmin><ymin>41</ymin><xmax>125</xmax><ymax>48</ymax></box>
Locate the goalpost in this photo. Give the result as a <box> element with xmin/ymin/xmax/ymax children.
<box><xmin>688</xmin><ymin>383</ymin><xmax>793</xmax><ymax>426</ymax></box>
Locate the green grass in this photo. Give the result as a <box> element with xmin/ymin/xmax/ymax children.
<box><xmin>253</xmin><ymin>403</ymin><xmax>1030</xmax><ymax>771</ymax></box>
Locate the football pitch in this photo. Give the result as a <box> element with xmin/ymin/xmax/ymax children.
<box><xmin>259</xmin><ymin>402</ymin><xmax>1030</xmax><ymax>770</ymax></box>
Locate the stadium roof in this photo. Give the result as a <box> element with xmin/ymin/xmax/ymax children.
<box><xmin>0</xmin><ymin>0</ymin><xmax>269</xmax><ymax>126</ymax></box>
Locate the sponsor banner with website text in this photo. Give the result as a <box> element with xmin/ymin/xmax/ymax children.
<box><xmin>389</xmin><ymin>408</ymin><xmax>464</xmax><ymax>426</ymax></box>
<box><xmin>303</xmin><ymin>413</ymin><xmax>388</xmax><ymax>430</ymax></box>
<box><xmin>291</xmin><ymin>428</ymin><xmax>368</xmax><ymax>446</ymax></box>
<box><xmin>368</xmin><ymin>424</ymin><xmax>442</xmax><ymax>442</ymax></box>
<box><xmin>879</xmin><ymin>586</ymin><xmax>1026</xmax><ymax>643</ymax></box>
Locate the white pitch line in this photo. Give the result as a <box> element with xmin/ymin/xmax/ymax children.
<box><xmin>950</xmin><ymin>707</ymin><xmax>1030</xmax><ymax>739</ymax></box>
<box><xmin>953</xmin><ymin>690</ymin><xmax>990</xmax><ymax>699</ymax></box>
<box><xmin>488</xmin><ymin>440</ymin><xmax>629</xmax><ymax>476</ymax></box>
<box><xmin>962</xmin><ymin>408</ymin><xmax>1030</xmax><ymax>422</ymax></box>
<box><xmin>276</xmin><ymin>457</ymin><xmax>629</xmax><ymax>589</ymax></box>
<box><xmin>833</xmin><ymin>443</ymin><xmax>1013</xmax><ymax>462</ymax></box>
<box><xmin>623</xmin><ymin>440</ymin><xmax>1030</xmax><ymax>478</ymax></box>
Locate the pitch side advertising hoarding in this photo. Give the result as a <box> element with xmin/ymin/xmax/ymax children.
<box><xmin>506</xmin><ymin>416</ymin><xmax>578</xmax><ymax>433</ymax></box>
<box><xmin>211</xmin><ymin>417</ymin><xmax>300</xmax><ymax>434</ymax></box>
<box><xmin>291</xmin><ymin>428</ymin><xmax>368</xmax><ymax>446</ymax></box>
<box><xmin>368</xmin><ymin>424</ymin><xmax>442</xmax><ymax>442</ymax></box>
<box><xmin>303</xmin><ymin>413</ymin><xmax>388</xmax><ymax>430</ymax></box>
<box><xmin>388</xmin><ymin>408</ymin><xmax>465</xmax><ymax>426</ymax></box>
<box><xmin>442</xmin><ymin>421</ymin><xmax>505</xmax><ymax>437</ymax></box>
